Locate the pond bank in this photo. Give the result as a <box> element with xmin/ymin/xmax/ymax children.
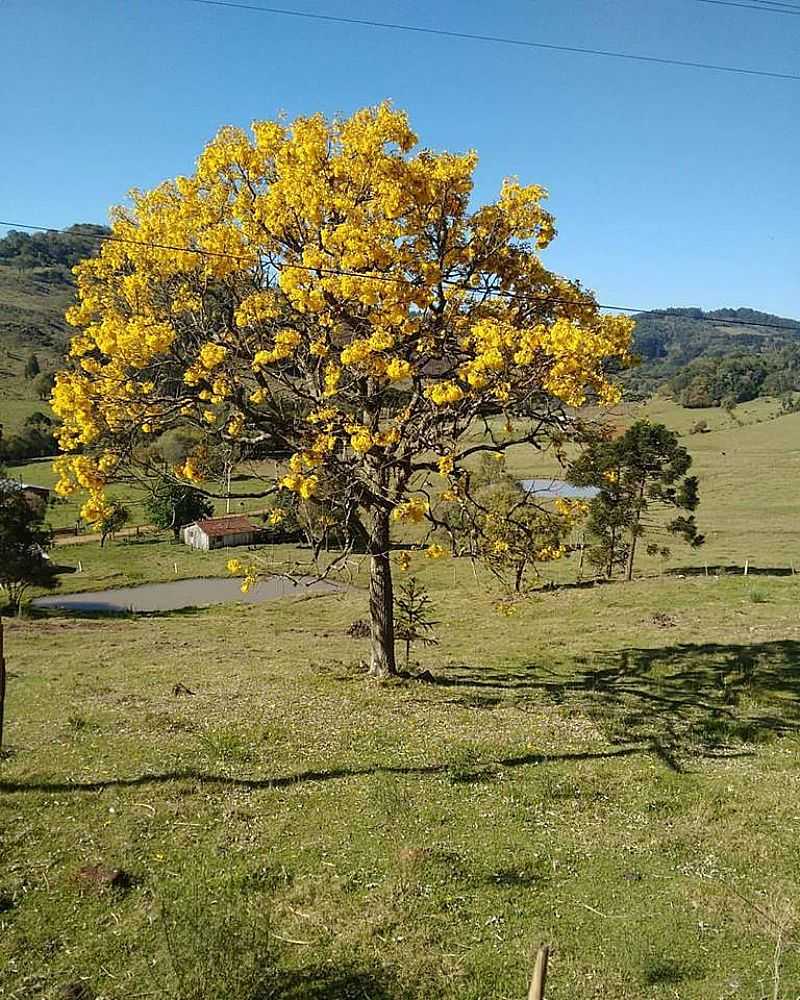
<box><xmin>32</xmin><ymin>576</ymin><xmax>342</xmax><ymax>614</ymax></box>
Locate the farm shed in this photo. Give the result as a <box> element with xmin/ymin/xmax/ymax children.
<box><xmin>180</xmin><ymin>514</ymin><xmax>260</xmax><ymax>551</ymax></box>
<box><xmin>0</xmin><ymin>478</ymin><xmax>51</xmax><ymax>509</ymax></box>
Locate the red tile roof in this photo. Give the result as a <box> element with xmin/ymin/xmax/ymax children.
<box><xmin>193</xmin><ymin>515</ymin><xmax>258</xmax><ymax>537</ymax></box>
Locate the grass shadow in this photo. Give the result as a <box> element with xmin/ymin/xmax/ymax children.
<box><xmin>429</xmin><ymin>640</ymin><xmax>800</xmax><ymax>759</ymax></box>
<box><xmin>260</xmin><ymin>963</ymin><xmax>404</xmax><ymax>999</ymax></box>
<box><xmin>666</xmin><ymin>564</ymin><xmax>795</xmax><ymax>577</ymax></box>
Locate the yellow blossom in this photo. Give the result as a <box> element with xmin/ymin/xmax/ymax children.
<box><xmin>386</xmin><ymin>358</ymin><xmax>412</xmax><ymax>381</ymax></box>
<box><xmin>199</xmin><ymin>342</ymin><xmax>227</xmax><ymax>369</ymax></box>
<box><xmin>392</xmin><ymin>497</ymin><xmax>428</xmax><ymax>523</ymax></box>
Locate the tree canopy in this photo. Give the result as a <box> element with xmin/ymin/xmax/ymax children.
<box><xmin>568</xmin><ymin>420</ymin><xmax>703</xmax><ymax>580</ymax></box>
<box><xmin>52</xmin><ymin>104</ymin><xmax>632</xmax><ymax>674</ymax></box>
<box><xmin>0</xmin><ymin>480</ymin><xmax>59</xmax><ymax>612</ymax></box>
<box><xmin>143</xmin><ymin>483</ymin><xmax>214</xmax><ymax>539</ymax></box>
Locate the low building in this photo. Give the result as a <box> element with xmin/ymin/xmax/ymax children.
<box><xmin>0</xmin><ymin>478</ymin><xmax>51</xmax><ymax>509</ymax></box>
<box><xmin>180</xmin><ymin>514</ymin><xmax>260</xmax><ymax>551</ymax></box>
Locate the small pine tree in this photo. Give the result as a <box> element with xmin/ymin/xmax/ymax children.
<box><xmin>33</xmin><ymin>371</ymin><xmax>55</xmax><ymax>401</ymax></box>
<box><xmin>23</xmin><ymin>353</ymin><xmax>40</xmax><ymax>380</ymax></box>
<box><xmin>99</xmin><ymin>501</ymin><xmax>130</xmax><ymax>547</ymax></box>
<box><xmin>394</xmin><ymin>576</ymin><xmax>439</xmax><ymax>671</ymax></box>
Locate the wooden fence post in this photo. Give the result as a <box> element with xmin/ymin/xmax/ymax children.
<box><xmin>0</xmin><ymin>616</ymin><xmax>6</xmax><ymax>752</ymax></box>
<box><xmin>528</xmin><ymin>944</ymin><xmax>550</xmax><ymax>1000</ymax></box>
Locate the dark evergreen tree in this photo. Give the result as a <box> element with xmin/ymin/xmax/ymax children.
<box><xmin>144</xmin><ymin>483</ymin><xmax>214</xmax><ymax>540</ymax></box>
<box><xmin>0</xmin><ymin>481</ymin><xmax>59</xmax><ymax>612</ymax></box>
<box><xmin>568</xmin><ymin>421</ymin><xmax>704</xmax><ymax>580</ymax></box>
<box><xmin>24</xmin><ymin>353</ymin><xmax>40</xmax><ymax>380</ymax></box>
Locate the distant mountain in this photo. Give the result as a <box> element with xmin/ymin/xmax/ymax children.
<box><xmin>0</xmin><ymin>224</ymin><xmax>108</xmax><ymax>360</ymax></box>
<box><xmin>623</xmin><ymin>306</ymin><xmax>800</xmax><ymax>399</ymax></box>
<box><xmin>2</xmin><ymin>225</ymin><xmax>799</xmax><ymax>413</ymax></box>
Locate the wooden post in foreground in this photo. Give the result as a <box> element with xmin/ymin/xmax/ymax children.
<box><xmin>528</xmin><ymin>945</ymin><xmax>550</xmax><ymax>1000</ymax></box>
<box><xmin>0</xmin><ymin>616</ymin><xmax>6</xmax><ymax>752</ymax></box>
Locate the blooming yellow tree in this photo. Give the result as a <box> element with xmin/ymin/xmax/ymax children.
<box><xmin>53</xmin><ymin>104</ymin><xmax>632</xmax><ymax>676</ymax></box>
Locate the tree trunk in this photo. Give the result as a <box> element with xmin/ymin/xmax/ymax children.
<box><xmin>626</xmin><ymin>479</ymin><xmax>646</xmax><ymax>582</ymax></box>
<box><xmin>607</xmin><ymin>526</ymin><xmax>617</xmax><ymax>580</ymax></box>
<box><xmin>626</xmin><ymin>529</ymin><xmax>638</xmax><ymax>581</ymax></box>
<box><xmin>367</xmin><ymin>508</ymin><xmax>397</xmax><ymax>678</ymax></box>
<box><xmin>0</xmin><ymin>616</ymin><xmax>6</xmax><ymax>750</ymax></box>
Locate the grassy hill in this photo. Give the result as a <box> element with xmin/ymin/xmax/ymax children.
<box><xmin>0</xmin><ymin>265</ymin><xmax>71</xmax><ymax>433</ymax></box>
<box><xmin>2</xmin><ymin>398</ymin><xmax>800</xmax><ymax>998</ymax></box>
<box><xmin>0</xmin><ymin>225</ymin><xmax>106</xmax><ymax>436</ymax></box>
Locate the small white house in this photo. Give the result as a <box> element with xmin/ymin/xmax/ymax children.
<box><xmin>180</xmin><ymin>515</ymin><xmax>259</xmax><ymax>552</ymax></box>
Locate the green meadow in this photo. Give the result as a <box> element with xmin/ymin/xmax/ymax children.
<box><xmin>1</xmin><ymin>398</ymin><xmax>800</xmax><ymax>999</ymax></box>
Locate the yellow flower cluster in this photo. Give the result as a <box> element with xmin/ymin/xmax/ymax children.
<box><xmin>280</xmin><ymin>473</ymin><xmax>318</xmax><ymax>500</ymax></box>
<box><xmin>253</xmin><ymin>329</ymin><xmax>302</xmax><ymax>368</ymax></box>
<box><xmin>554</xmin><ymin>498</ymin><xmax>590</xmax><ymax>519</ymax></box>
<box><xmin>426</xmin><ymin>381</ymin><xmax>465</xmax><ymax>407</ymax></box>
<box><xmin>51</xmin><ymin>103</ymin><xmax>632</xmax><ymax>529</ymax></box>
<box><xmin>425</xmin><ymin>543</ymin><xmax>447</xmax><ymax>559</ymax></box>
<box><xmin>227</xmin><ymin>557</ymin><xmax>258</xmax><ymax>593</ymax></box>
<box><xmin>199</xmin><ymin>342</ymin><xmax>227</xmax><ymax>369</ymax></box>
<box><xmin>386</xmin><ymin>358</ymin><xmax>412</xmax><ymax>381</ymax></box>
<box><xmin>176</xmin><ymin>451</ymin><xmax>208</xmax><ymax>483</ymax></box>
<box><xmin>535</xmin><ymin>544</ymin><xmax>566</xmax><ymax>562</ymax></box>
<box><xmin>392</xmin><ymin>497</ymin><xmax>428</xmax><ymax>523</ymax></box>
<box><xmin>437</xmin><ymin>455</ymin><xmax>454</xmax><ymax>476</ymax></box>
<box><xmin>349</xmin><ymin>426</ymin><xmax>374</xmax><ymax>455</ymax></box>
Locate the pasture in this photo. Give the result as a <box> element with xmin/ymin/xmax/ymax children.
<box><xmin>1</xmin><ymin>399</ymin><xmax>800</xmax><ymax>999</ymax></box>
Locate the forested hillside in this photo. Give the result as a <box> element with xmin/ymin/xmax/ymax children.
<box><xmin>625</xmin><ymin>306</ymin><xmax>800</xmax><ymax>399</ymax></box>
<box><xmin>2</xmin><ymin>225</ymin><xmax>800</xmax><ymax>423</ymax></box>
<box><xmin>0</xmin><ymin>225</ymin><xmax>106</xmax><ymax>441</ymax></box>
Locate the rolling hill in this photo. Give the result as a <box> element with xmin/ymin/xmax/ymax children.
<box><xmin>2</xmin><ymin>224</ymin><xmax>800</xmax><ymax>431</ymax></box>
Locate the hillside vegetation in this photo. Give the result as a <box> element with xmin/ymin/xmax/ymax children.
<box><xmin>0</xmin><ymin>225</ymin><xmax>106</xmax><ymax>435</ymax></box>
<box><xmin>2</xmin><ymin>399</ymin><xmax>800</xmax><ymax>998</ymax></box>
<box><xmin>2</xmin><ymin>226</ymin><xmax>800</xmax><ymax>437</ymax></box>
<box><xmin>626</xmin><ymin>306</ymin><xmax>800</xmax><ymax>400</ymax></box>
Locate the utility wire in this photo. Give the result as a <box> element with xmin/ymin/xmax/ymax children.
<box><xmin>693</xmin><ymin>0</ymin><xmax>800</xmax><ymax>15</ymax></box>
<box><xmin>1</xmin><ymin>218</ymin><xmax>797</xmax><ymax>332</ymax></box>
<box><xmin>182</xmin><ymin>0</ymin><xmax>800</xmax><ymax>82</ymax></box>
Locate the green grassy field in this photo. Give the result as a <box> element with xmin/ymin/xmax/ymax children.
<box><xmin>0</xmin><ymin>264</ymin><xmax>67</xmax><ymax>435</ymax></box>
<box><xmin>2</xmin><ymin>399</ymin><xmax>800</xmax><ymax>999</ymax></box>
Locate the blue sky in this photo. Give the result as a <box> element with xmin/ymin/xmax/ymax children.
<box><xmin>1</xmin><ymin>0</ymin><xmax>798</xmax><ymax>316</ymax></box>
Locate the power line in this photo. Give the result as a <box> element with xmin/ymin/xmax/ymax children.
<box><xmin>182</xmin><ymin>0</ymin><xmax>800</xmax><ymax>82</ymax></box>
<box><xmin>693</xmin><ymin>0</ymin><xmax>800</xmax><ymax>15</ymax></box>
<box><xmin>1</xmin><ymin>218</ymin><xmax>797</xmax><ymax>332</ymax></box>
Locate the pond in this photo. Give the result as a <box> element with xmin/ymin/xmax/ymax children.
<box><xmin>520</xmin><ymin>478</ymin><xmax>600</xmax><ymax>500</ymax></box>
<box><xmin>32</xmin><ymin>576</ymin><xmax>342</xmax><ymax>614</ymax></box>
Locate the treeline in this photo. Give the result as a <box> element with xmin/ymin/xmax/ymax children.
<box><xmin>623</xmin><ymin>306</ymin><xmax>800</xmax><ymax>399</ymax></box>
<box><xmin>0</xmin><ymin>224</ymin><xmax>109</xmax><ymax>276</ymax></box>
<box><xmin>668</xmin><ymin>343</ymin><xmax>800</xmax><ymax>408</ymax></box>
<box><xmin>0</xmin><ymin>413</ymin><xmax>58</xmax><ymax>463</ymax></box>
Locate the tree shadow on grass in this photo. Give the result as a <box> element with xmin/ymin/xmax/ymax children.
<box><xmin>259</xmin><ymin>963</ymin><xmax>404</xmax><ymax>999</ymax></box>
<box><xmin>431</xmin><ymin>640</ymin><xmax>800</xmax><ymax>761</ymax></box>
<box><xmin>0</xmin><ymin>745</ymin><xmax>653</xmax><ymax>794</ymax></box>
<box><xmin>666</xmin><ymin>564</ymin><xmax>795</xmax><ymax>577</ymax></box>
<box><xmin>2</xmin><ymin>643</ymin><xmax>784</xmax><ymax>794</ymax></box>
